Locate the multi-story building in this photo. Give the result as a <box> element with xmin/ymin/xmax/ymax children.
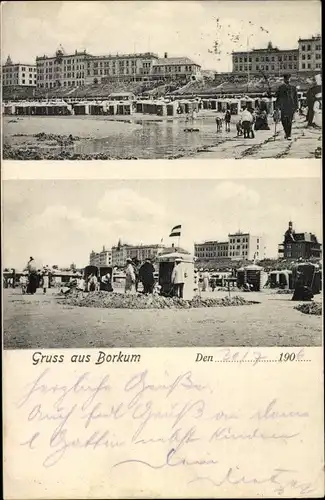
<box><xmin>111</xmin><ymin>241</ymin><xmax>165</xmax><ymax>267</ymax></box>
<box><xmin>232</xmin><ymin>45</ymin><xmax>299</xmax><ymax>77</ymax></box>
<box><xmin>35</xmin><ymin>49</ymin><xmax>201</xmax><ymax>88</ymax></box>
<box><xmin>85</xmin><ymin>52</ymin><xmax>159</xmax><ymax>84</ymax></box>
<box><xmin>228</xmin><ymin>232</ymin><xmax>266</xmax><ymax>261</ymax></box>
<box><xmin>298</xmin><ymin>35</ymin><xmax>322</xmax><ymax>72</ymax></box>
<box><xmin>36</xmin><ymin>49</ymin><xmax>91</xmax><ymax>89</ymax></box>
<box><xmin>2</xmin><ymin>56</ymin><xmax>37</xmax><ymax>87</ymax></box>
<box><xmin>194</xmin><ymin>240</ymin><xmax>229</xmax><ymax>260</ymax></box>
<box><xmin>89</xmin><ymin>246</ymin><xmax>112</xmax><ymax>267</ymax></box>
<box><xmin>150</xmin><ymin>53</ymin><xmax>201</xmax><ymax>81</ymax></box>
<box><xmin>278</xmin><ymin>221</ymin><xmax>322</xmax><ymax>260</ymax></box>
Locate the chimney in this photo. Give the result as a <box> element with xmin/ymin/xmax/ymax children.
<box><xmin>164</xmin><ymin>52</ymin><xmax>168</xmax><ymax>59</ymax></box>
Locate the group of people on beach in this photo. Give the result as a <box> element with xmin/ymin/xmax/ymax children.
<box><xmin>214</xmin><ymin>73</ymin><xmax>322</xmax><ymax>141</ymax></box>
<box><xmin>124</xmin><ymin>257</ymin><xmax>159</xmax><ymax>295</ymax></box>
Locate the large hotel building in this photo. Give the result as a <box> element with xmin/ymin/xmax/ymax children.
<box><xmin>35</xmin><ymin>49</ymin><xmax>201</xmax><ymax>89</ymax></box>
<box><xmin>232</xmin><ymin>35</ymin><xmax>321</xmax><ymax>76</ymax></box>
<box><xmin>194</xmin><ymin>232</ymin><xmax>266</xmax><ymax>262</ymax></box>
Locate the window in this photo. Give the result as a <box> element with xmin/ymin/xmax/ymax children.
<box><xmin>302</xmin><ymin>54</ymin><xmax>306</xmax><ymax>60</ymax></box>
<box><xmin>308</xmin><ymin>63</ymin><xmax>311</xmax><ymax>69</ymax></box>
<box><xmin>307</xmin><ymin>54</ymin><xmax>311</xmax><ymax>60</ymax></box>
<box><xmin>307</xmin><ymin>44</ymin><xmax>311</xmax><ymax>51</ymax></box>
<box><xmin>289</xmin><ymin>55</ymin><xmax>292</xmax><ymax>60</ymax></box>
<box><xmin>265</xmin><ymin>65</ymin><xmax>269</xmax><ymax>70</ymax></box>
<box><xmin>302</xmin><ymin>63</ymin><xmax>306</xmax><ymax>69</ymax></box>
<box><xmin>271</xmin><ymin>56</ymin><xmax>275</xmax><ymax>61</ymax></box>
<box><xmin>302</xmin><ymin>45</ymin><xmax>306</xmax><ymax>51</ymax></box>
<box><xmin>271</xmin><ymin>65</ymin><xmax>275</xmax><ymax>70</ymax></box>
<box><xmin>256</xmin><ymin>64</ymin><xmax>259</xmax><ymax>70</ymax></box>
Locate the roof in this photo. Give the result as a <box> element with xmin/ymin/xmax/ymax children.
<box><xmin>159</xmin><ymin>246</ymin><xmax>191</xmax><ymax>255</ymax></box>
<box><xmin>154</xmin><ymin>57</ymin><xmax>200</xmax><ymax>67</ymax></box>
<box><xmin>108</xmin><ymin>92</ymin><xmax>135</xmax><ymax>96</ymax></box>
<box><xmin>298</xmin><ymin>36</ymin><xmax>321</xmax><ymax>42</ymax></box>
<box><xmin>232</xmin><ymin>48</ymin><xmax>298</xmax><ymax>55</ymax></box>
<box><xmin>2</xmin><ymin>62</ymin><xmax>36</xmax><ymax>68</ymax></box>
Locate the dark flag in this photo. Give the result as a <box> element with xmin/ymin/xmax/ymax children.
<box><xmin>169</xmin><ymin>225</ymin><xmax>181</xmax><ymax>237</ymax></box>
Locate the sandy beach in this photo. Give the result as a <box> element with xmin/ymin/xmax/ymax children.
<box><xmin>3</xmin><ymin>288</ymin><xmax>322</xmax><ymax>349</ymax></box>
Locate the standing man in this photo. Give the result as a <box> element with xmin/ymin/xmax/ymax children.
<box><xmin>171</xmin><ymin>259</ymin><xmax>185</xmax><ymax>299</ymax></box>
<box><xmin>139</xmin><ymin>258</ymin><xmax>155</xmax><ymax>294</ymax></box>
<box><xmin>26</xmin><ymin>256</ymin><xmax>38</xmax><ymax>294</ymax></box>
<box><xmin>224</xmin><ymin>108</ymin><xmax>231</xmax><ymax>132</ymax></box>
<box><xmin>275</xmin><ymin>74</ymin><xmax>298</xmax><ymax>140</ymax></box>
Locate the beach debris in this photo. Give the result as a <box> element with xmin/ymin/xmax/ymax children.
<box><xmin>60</xmin><ymin>290</ymin><xmax>258</xmax><ymax>310</ymax></box>
<box><xmin>294</xmin><ymin>302</ymin><xmax>322</xmax><ymax>316</ymax></box>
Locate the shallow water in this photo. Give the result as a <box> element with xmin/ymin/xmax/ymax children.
<box><xmin>3</xmin><ymin>115</ymin><xmax>234</xmax><ymax>158</ymax></box>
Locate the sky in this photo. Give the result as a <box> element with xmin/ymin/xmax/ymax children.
<box><xmin>3</xmin><ymin>178</ymin><xmax>322</xmax><ymax>269</ymax></box>
<box><xmin>2</xmin><ymin>1</ymin><xmax>321</xmax><ymax>72</ymax></box>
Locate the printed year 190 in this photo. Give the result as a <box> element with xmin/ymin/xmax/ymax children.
<box><xmin>279</xmin><ymin>351</ymin><xmax>304</xmax><ymax>362</ymax></box>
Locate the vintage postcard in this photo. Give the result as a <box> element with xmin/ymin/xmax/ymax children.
<box><xmin>2</xmin><ymin>167</ymin><xmax>323</xmax><ymax>498</ymax></box>
<box><xmin>1</xmin><ymin>0</ymin><xmax>324</xmax><ymax>499</ymax></box>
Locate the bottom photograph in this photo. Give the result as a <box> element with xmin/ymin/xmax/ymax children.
<box><xmin>3</xmin><ymin>177</ymin><xmax>322</xmax><ymax>349</ymax></box>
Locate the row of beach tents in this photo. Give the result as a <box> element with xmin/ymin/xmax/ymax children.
<box><xmin>2</xmin><ymin>95</ymin><xmax>278</xmax><ymax>117</ymax></box>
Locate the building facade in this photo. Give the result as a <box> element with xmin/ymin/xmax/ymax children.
<box><xmin>35</xmin><ymin>48</ymin><xmax>201</xmax><ymax>88</ymax></box>
<box><xmin>2</xmin><ymin>56</ymin><xmax>37</xmax><ymax>87</ymax></box>
<box><xmin>111</xmin><ymin>242</ymin><xmax>165</xmax><ymax>267</ymax></box>
<box><xmin>228</xmin><ymin>232</ymin><xmax>265</xmax><ymax>261</ymax></box>
<box><xmin>36</xmin><ymin>49</ymin><xmax>91</xmax><ymax>89</ymax></box>
<box><xmin>150</xmin><ymin>54</ymin><xmax>201</xmax><ymax>81</ymax></box>
<box><xmin>194</xmin><ymin>241</ymin><xmax>229</xmax><ymax>260</ymax></box>
<box><xmin>232</xmin><ymin>46</ymin><xmax>299</xmax><ymax>76</ymax></box>
<box><xmin>298</xmin><ymin>36</ymin><xmax>322</xmax><ymax>72</ymax></box>
<box><xmin>278</xmin><ymin>221</ymin><xmax>322</xmax><ymax>259</ymax></box>
<box><xmin>89</xmin><ymin>246</ymin><xmax>112</xmax><ymax>267</ymax></box>
<box><xmin>84</xmin><ymin>52</ymin><xmax>159</xmax><ymax>84</ymax></box>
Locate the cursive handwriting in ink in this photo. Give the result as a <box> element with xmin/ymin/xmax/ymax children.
<box><xmin>17</xmin><ymin>369</ymin><xmax>111</xmax><ymax>410</ymax></box>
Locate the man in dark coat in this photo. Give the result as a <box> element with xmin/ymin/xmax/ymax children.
<box><xmin>139</xmin><ymin>259</ymin><xmax>155</xmax><ymax>294</ymax></box>
<box><xmin>275</xmin><ymin>74</ymin><xmax>298</xmax><ymax>140</ymax></box>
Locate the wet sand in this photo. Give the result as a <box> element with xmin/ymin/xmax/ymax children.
<box><xmin>3</xmin><ymin>288</ymin><xmax>322</xmax><ymax>349</ymax></box>
<box><xmin>3</xmin><ymin>113</ymin><xmax>321</xmax><ymax>159</ymax></box>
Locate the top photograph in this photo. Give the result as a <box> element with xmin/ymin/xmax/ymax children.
<box><xmin>2</xmin><ymin>0</ymin><xmax>322</xmax><ymax>161</ymax></box>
